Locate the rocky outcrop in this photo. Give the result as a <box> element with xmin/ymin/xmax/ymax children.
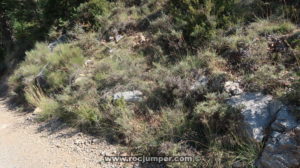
<box><xmin>228</xmin><ymin>92</ymin><xmax>300</xmax><ymax>168</ymax></box>
<box><xmin>113</xmin><ymin>90</ymin><xmax>143</xmax><ymax>102</ymax></box>
<box><xmin>227</xmin><ymin>93</ymin><xmax>280</xmax><ymax>142</ymax></box>
<box><xmin>256</xmin><ymin>107</ymin><xmax>300</xmax><ymax>168</ymax></box>
<box><xmin>271</xmin><ymin>106</ymin><xmax>298</xmax><ymax>132</ymax></box>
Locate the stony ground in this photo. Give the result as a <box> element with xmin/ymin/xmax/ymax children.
<box><xmin>0</xmin><ymin>97</ymin><xmax>135</xmax><ymax>168</ymax></box>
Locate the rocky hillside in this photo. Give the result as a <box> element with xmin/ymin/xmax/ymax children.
<box><xmin>1</xmin><ymin>0</ymin><xmax>300</xmax><ymax>167</ymax></box>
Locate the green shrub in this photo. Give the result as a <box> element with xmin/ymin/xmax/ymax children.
<box><xmin>10</xmin><ymin>43</ymin><xmax>85</xmax><ymax>99</ymax></box>
<box><xmin>193</xmin><ymin>93</ymin><xmax>236</xmax><ymax>137</ymax></box>
<box><xmin>168</xmin><ymin>0</ymin><xmax>238</xmax><ymax>46</ymax></box>
<box><xmin>75</xmin><ymin>0</ymin><xmax>110</xmax><ymax>30</ymax></box>
<box><xmin>37</xmin><ymin>97</ymin><xmax>61</xmax><ymax>121</ymax></box>
<box><xmin>168</xmin><ymin>0</ymin><xmax>214</xmax><ymax>46</ymax></box>
<box><xmin>47</xmin><ymin>71</ymin><xmax>69</xmax><ymax>90</ymax></box>
<box><xmin>73</xmin><ymin>103</ymin><xmax>102</xmax><ymax>126</ymax></box>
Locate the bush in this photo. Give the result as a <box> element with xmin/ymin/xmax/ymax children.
<box><xmin>75</xmin><ymin>0</ymin><xmax>110</xmax><ymax>30</ymax></box>
<box><xmin>37</xmin><ymin>97</ymin><xmax>61</xmax><ymax>120</ymax></box>
<box><xmin>168</xmin><ymin>0</ymin><xmax>214</xmax><ymax>46</ymax></box>
<box><xmin>9</xmin><ymin>43</ymin><xmax>85</xmax><ymax>99</ymax></box>
<box><xmin>168</xmin><ymin>0</ymin><xmax>238</xmax><ymax>46</ymax></box>
<box><xmin>192</xmin><ymin>93</ymin><xmax>237</xmax><ymax>136</ymax></box>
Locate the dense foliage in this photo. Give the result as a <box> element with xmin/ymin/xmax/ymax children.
<box><xmin>2</xmin><ymin>0</ymin><xmax>300</xmax><ymax>167</ymax></box>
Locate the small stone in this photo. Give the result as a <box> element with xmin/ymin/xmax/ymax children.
<box><xmin>74</xmin><ymin>139</ymin><xmax>83</xmax><ymax>145</ymax></box>
<box><xmin>190</xmin><ymin>76</ymin><xmax>208</xmax><ymax>90</ymax></box>
<box><xmin>115</xmin><ymin>35</ymin><xmax>123</xmax><ymax>42</ymax></box>
<box><xmin>84</xmin><ymin>60</ymin><xmax>94</xmax><ymax>67</ymax></box>
<box><xmin>224</xmin><ymin>81</ymin><xmax>243</xmax><ymax>95</ymax></box>
<box><xmin>138</xmin><ymin>34</ymin><xmax>146</xmax><ymax>43</ymax></box>
<box><xmin>109</xmin><ymin>49</ymin><xmax>114</xmax><ymax>53</ymax></box>
<box><xmin>109</xmin><ymin>36</ymin><xmax>114</xmax><ymax>41</ymax></box>
<box><xmin>100</xmin><ymin>151</ymin><xmax>106</xmax><ymax>156</ymax></box>
<box><xmin>92</xmin><ymin>139</ymin><xmax>100</xmax><ymax>144</ymax></box>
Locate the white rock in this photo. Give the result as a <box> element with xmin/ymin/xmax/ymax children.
<box><xmin>224</xmin><ymin>81</ymin><xmax>243</xmax><ymax>95</ymax></box>
<box><xmin>227</xmin><ymin>93</ymin><xmax>280</xmax><ymax>142</ymax></box>
<box><xmin>84</xmin><ymin>60</ymin><xmax>94</xmax><ymax>67</ymax></box>
<box><xmin>74</xmin><ymin>139</ymin><xmax>83</xmax><ymax>145</ymax></box>
<box><xmin>113</xmin><ymin>90</ymin><xmax>143</xmax><ymax>102</ymax></box>
<box><xmin>256</xmin><ymin>107</ymin><xmax>299</xmax><ymax>168</ymax></box>
<box><xmin>115</xmin><ymin>35</ymin><xmax>124</xmax><ymax>42</ymax></box>
<box><xmin>109</xmin><ymin>49</ymin><xmax>114</xmax><ymax>53</ymax></box>
<box><xmin>109</xmin><ymin>36</ymin><xmax>114</xmax><ymax>41</ymax></box>
<box><xmin>228</xmin><ymin>92</ymin><xmax>300</xmax><ymax>168</ymax></box>
<box><xmin>190</xmin><ymin>76</ymin><xmax>208</xmax><ymax>90</ymax></box>
<box><xmin>138</xmin><ymin>34</ymin><xmax>146</xmax><ymax>43</ymax></box>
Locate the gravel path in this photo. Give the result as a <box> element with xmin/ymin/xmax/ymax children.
<box><xmin>0</xmin><ymin>97</ymin><xmax>133</xmax><ymax>168</ymax></box>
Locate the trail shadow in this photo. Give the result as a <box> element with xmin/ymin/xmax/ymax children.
<box><xmin>0</xmin><ymin>75</ymin><xmax>33</xmax><ymax>113</ymax></box>
<box><xmin>35</xmin><ymin>118</ymin><xmax>79</xmax><ymax>138</ymax></box>
<box><xmin>0</xmin><ymin>75</ymin><xmax>27</xmax><ymax>113</ymax></box>
<box><xmin>0</xmin><ymin>75</ymin><xmax>9</xmax><ymax>98</ymax></box>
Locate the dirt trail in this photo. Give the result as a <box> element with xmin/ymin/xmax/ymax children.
<box><xmin>0</xmin><ymin>99</ymin><xmax>91</xmax><ymax>168</ymax></box>
<box><xmin>0</xmin><ymin>97</ymin><xmax>132</xmax><ymax>168</ymax></box>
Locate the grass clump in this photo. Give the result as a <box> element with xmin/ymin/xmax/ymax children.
<box><xmin>37</xmin><ymin>97</ymin><xmax>61</xmax><ymax>121</ymax></box>
<box><xmin>251</xmin><ymin>20</ymin><xmax>296</xmax><ymax>36</ymax></box>
<box><xmin>243</xmin><ymin>64</ymin><xmax>289</xmax><ymax>94</ymax></box>
<box><xmin>24</xmin><ymin>85</ymin><xmax>60</xmax><ymax>120</ymax></box>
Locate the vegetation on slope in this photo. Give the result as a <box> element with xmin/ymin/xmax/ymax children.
<box><xmin>1</xmin><ymin>0</ymin><xmax>300</xmax><ymax>167</ymax></box>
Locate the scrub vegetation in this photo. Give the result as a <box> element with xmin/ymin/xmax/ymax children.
<box><xmin>1</xmin><ymin>0</ymin><xmax>299</xmax><ymax>167</ymax></box>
